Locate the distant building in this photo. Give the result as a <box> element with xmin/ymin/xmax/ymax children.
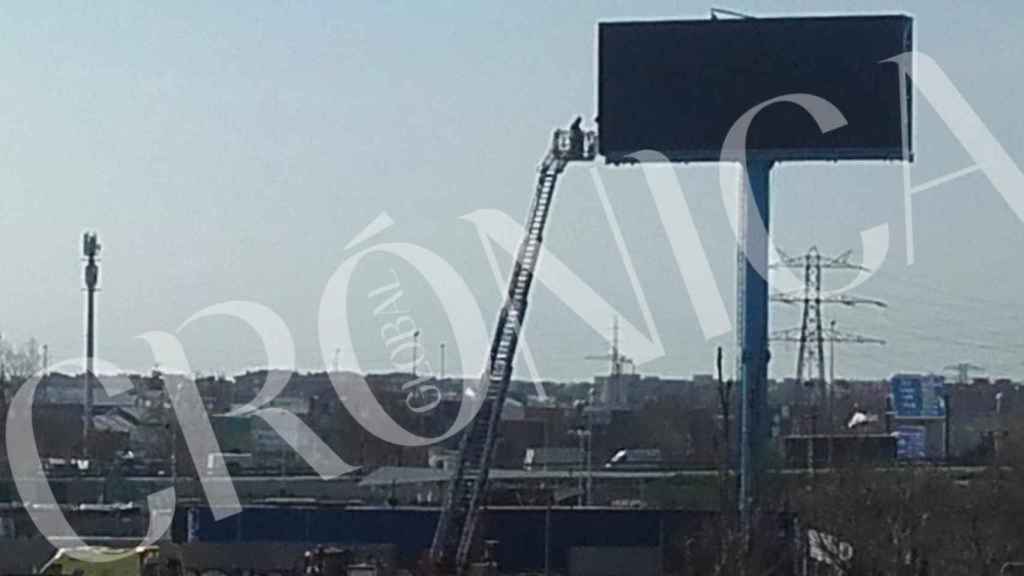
<box><xmin>38</xmin><ymin>373</ymin><xmax>134</xmax><ymax>408</ymax></box>
<box><xmin>502</xmin><ymin>397</ymin><xmax>525</xmax><ymax>421</ymax></box>
<box><xmin>523</xmin><ymin>447</ymin><xmax>583</xmax><ymax>471</ymax></box>
<box><xmin>427</xmin><ymin>447</ymin><xmax>459</xmax><ymax>471</ymax></box>
<box><xmin>594</xmin><ymin>373</ymin><xmax>640</xmax><ymax>408</ymax></box>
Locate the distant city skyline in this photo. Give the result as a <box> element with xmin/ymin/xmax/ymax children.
<box><xmin>1</xmin><ymin>1</ymin><xmax>1023</xmax><ymax>383</ymax></box>
<box><xmin>21</xmin><ymin>366</ymin><xmax>1021</xmax><ymax>387</ymax></box>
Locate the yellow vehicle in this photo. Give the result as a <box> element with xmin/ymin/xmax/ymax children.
<box><xmin>39</xmin><ymin>546</ymin><xmax>181</xmax><ymax>576</ymax></box>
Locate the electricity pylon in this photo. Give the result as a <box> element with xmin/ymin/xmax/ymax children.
<box><xmin>944</xmin><ymin>362</ymin><xmax>984</xmax><ymax>385</ymax></box>
<box><xmin>771</xmin><ymin>247</ymin><xmax>885</xmax><ymax>434</ymax></box>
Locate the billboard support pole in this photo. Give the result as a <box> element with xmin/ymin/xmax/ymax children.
<box><xmin>738</xmin><ymin>159</ymin><xmax>772</xmax><ymax>542</ymax></box>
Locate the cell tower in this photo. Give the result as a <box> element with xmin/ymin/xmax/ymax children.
<box><xmin>82</xmin><ymin>231</ymin><xmax>100</xmax><ymax>457</ymax></box>
<box><xmin>771</xmin><ymin>247</ymin><xmax>885</xmax><ymax>430</ymax></box>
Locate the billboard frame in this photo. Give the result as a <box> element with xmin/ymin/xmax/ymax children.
<box><xmin>596</xmin><ymin>14</ymin><xmax>915</xmax><ymax>164</ymax></box>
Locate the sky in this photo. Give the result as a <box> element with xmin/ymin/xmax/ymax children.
<box><xmin>0</xmin><ymin>1</ymin><xmax>1022</xmax><ymax>383</ymax></box>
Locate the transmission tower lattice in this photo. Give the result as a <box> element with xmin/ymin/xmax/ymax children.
<box><xmin>770</xmin><ymin>247</ymin><xmax>886</xmax><ymax>400</ymax></box>
<box><xmin>944</xmin><ymin>362</ymin><xmax>984</xmax><ymax>385</ymax></box>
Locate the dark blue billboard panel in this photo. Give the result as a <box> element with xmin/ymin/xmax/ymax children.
<box><xmin>598</xmin><ymin>15</ymin><xmax>913</xmax><ymax>163</ymax></box>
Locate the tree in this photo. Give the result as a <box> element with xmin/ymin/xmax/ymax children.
<box><xmin>0</xmin><ymin>336</ymin><xmax>43</xmax><ymax>471</ymax></box>
<box><xmin>791</xmin><ymin>459</ymin><xmax>1024</xmax><ymax>575</ymax></box>
<box><xmin>0</xmin><ymin>336</ymin><xmax>43</xmax><ymax>383</ymax></box>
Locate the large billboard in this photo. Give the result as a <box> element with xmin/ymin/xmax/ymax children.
<box><xmin>597</xmin><ymin>15</ymin><xmax>913</xmax><ymax>163</ymax></box>
<box><xmin>890</xmin><ymin>374</ymin><xmax>946</xmax><ymax>419</ymax></box>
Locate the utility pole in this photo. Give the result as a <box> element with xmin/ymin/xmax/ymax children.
<box><xmin>829</xmin><ymin>318</ymin><xmax>836</xmax><ymax>433</ymax></box>
<box><xmin>440</xmin><ymin>342</ymin><xmax>446</xmax><ymax>380</ymax></box>
<box><xmin>587</xmin><ymin>393</ymin><xmax>594</xmax><ymax>506</ymax></box>
<box><xmin>716</xmin><ymin>346</ymin><xmax>732</xmax><ymax>519</ymax></box>
<box><xmin>572</xmin><ymin>388</ymin><xmax>595</xmax><ymax>507</ymax></box>
<box><xmin>412</xmin><ymin>330</ymin><xmax>420</xmax><ymax>377</ymax></box>
<box><xmin>82</xmin><ymin>232</ymin><xmax>101</xmax><ymax>458</ymax></box>
<box><xmin>585</xmin><ymin>386</ymin><xmax>593</xmax><ymax>506</ymax></box>
<box><xmin>42</xmin><ymin>344</ymin><xmax>49</xmax><ymax>375</ymax></box>
<box><xmin>944</xmin><ymin>388</ymin><xmax>952</xmax><ymax>462</ymax></box>
<box><xmin>829</xmin><ymin>320</ymin><xmax>836</xmax><ymax>385</ymax></box>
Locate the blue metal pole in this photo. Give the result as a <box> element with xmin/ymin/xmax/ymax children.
<box><xmin>739</xmin><ymin>159</ymin><xmax>772</xmax><ymax>535</ymax></box>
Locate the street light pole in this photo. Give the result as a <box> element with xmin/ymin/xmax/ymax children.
<box><xmin>586</xmin><ymin>402</ymin><xmax>593</xmax><ymax>506</ymax></box>
<box><xmin>168</xmin><ymin>380</ymin><xmax>178</xmax><ymax>500</ymax></box>
<box><xmin>440</xmin><ymin>342</ymin><xmax>446</xmax><ymax>380</ymax></box>
<box><xmin>412</xmin><ymin>330</ymin><xmax>420</xmax><ymax>377</ymax></box>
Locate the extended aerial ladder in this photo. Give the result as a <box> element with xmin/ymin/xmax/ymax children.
<box><xmin>428</xmin><ymin>119</ymin><xmax>596</xmax><ymax>575</ymax></box>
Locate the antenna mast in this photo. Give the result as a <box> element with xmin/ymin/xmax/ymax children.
<box><xmin>82</xmin><ymin>231</ymin><xmax>101</xmax><ymax>458</ymax></box>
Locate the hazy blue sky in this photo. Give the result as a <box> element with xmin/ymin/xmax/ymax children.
<box><xmin>1</xmin><ymin>1</ymin><xmax>1022</xmax><ymax>383</ymax></box>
